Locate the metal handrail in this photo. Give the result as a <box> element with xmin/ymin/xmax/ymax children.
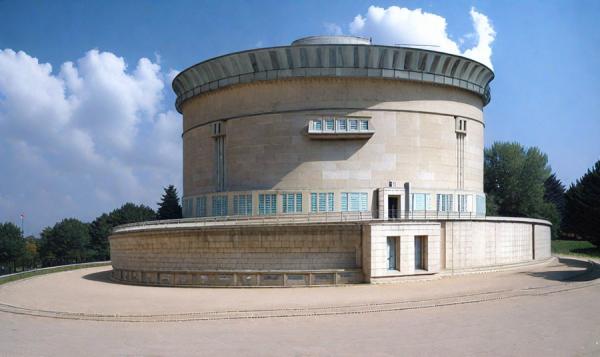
<box><xmin>113</xmin><ymin>209</ymin><xmax>484</xmax><ymax>233</ymax></box>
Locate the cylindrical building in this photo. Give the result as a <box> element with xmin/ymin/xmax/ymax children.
<box><xmin>109</xmin><ymin>36</ymin><xmax>551</xmax><ymax>287</ymax></box>
<box><xmin>174</xmin><ymin>35</ymin><xmax>491</xmax><ymax>218</ymax></box>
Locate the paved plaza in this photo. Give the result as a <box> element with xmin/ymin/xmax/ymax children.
<box><xmin>0</xmin><ymin>257</ymin><xmax>599</xmax><ymax>356</ymax></box>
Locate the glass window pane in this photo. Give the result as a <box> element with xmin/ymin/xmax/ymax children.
<box><xmin>325</xmin><ymin>119</ymin><xmax>334</xmax><ymax>131</ymax></box>
<box><xmin>360</xmin><ymin>120</ymin><xmax>369</xmax><ymax>131</ymax></box>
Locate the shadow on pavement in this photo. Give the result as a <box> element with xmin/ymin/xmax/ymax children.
<box><xmin>82</xmin><ymin>270</ymin><xmax>122</xmax><ymax>285</ymax></box>
<box><xmin>525</xmin><ymin>257</ymin><xmax>600</xmax><ymax>282</ymax></box>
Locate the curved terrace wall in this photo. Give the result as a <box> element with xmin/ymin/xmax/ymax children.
<box><xmin>109</xmin><ymin>217</ymin><xmax>551</xmax><ymax>287</ymax></box>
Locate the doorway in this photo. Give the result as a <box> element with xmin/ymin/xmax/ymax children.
<box><xmin>388</xmin><ymin>196</ymin><xmax>399</xmax><ymax>219</ymax></box>
<box><xmin>414</xmin><ymin>236</ymin><xmax>428</xmax><ymax>270</ymax></box>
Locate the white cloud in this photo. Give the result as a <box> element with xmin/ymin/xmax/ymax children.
<box><xmin>324</xmin><ymin>22</ymin><xmax>343</xmax><ymax>36</ymax></box>
<box><xmin>0</xmin><ymin>49</ymin><xmax>182</xmax><ymax>235</ymax></box>
<box><xmin>348</xmin><ymin>5</ymin><xmax>495</xmax><ymax>68</ymax></box>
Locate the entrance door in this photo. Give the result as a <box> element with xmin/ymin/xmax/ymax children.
<box><xmin>388</xmin><ymin>196</ymin><xmax>399</xmax><ymax>219</ymax></box>
<box><xmin>387</xmin><ymin>237</ymin><xmax>397</xmax><ymax>270</ymax></box>
<box><xmin>414</xmin><ymin>236</ymin><xmax>427</xmax><ymax>270</ymax></box>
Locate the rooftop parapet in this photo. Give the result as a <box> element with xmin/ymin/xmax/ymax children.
<box><xmin>172</xmin><ymin>36</ymin><xmax>495</xmax><ymax>113</ymax></box>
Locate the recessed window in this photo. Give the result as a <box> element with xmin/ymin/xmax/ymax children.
<box><xmin>212</xmin><ymin>121</ymin><xmax>225</xmax><ymax>136</ymax></box>
<box><xmin>436</xmin><ymin>194</ymin><xmax>453</xmax><ymax>212</ymax></box>
<box><xmin>282</xmin><ymin>193</ymin><xmax>302</xmax><ymax>213</ymax></box>
<box><xmin>360</xmin><ymin>120</ymin><xmax>369</xmax><ymax>131</ymax></box>
<box><xmin>195</xmin><ymin>197</ymin><xmax>207</xmax><ymax>217</ymax></box>
<box><xmin>259</xmin><ymin>193</ymin><xmax>277</xmax><ymax>215</ymax></box>
<box><xmin>455</xmin><ymin>117</ymin><xmax>467</xmax><ymax>134</ymax></box>
<box><xmin>341</xmin><ymin>192</ymin><xmax>368</xmax><ymax>211</ymax></box>
<box><xmin>308</xmin><ymin>117</ymin><xmax>373</xmax><ymax>138</ymax></box>
<box><xmin>313</xmin><ymin>120</ymin><xmax>322</xmax><ymax>131</ymax></box>
<box><xmin>325</xmin><ymin>118</ymin><xmax>335</xmax><ymax>131</ymax></box>
<box><xmin>476</xmin><ymin>195</ymin><xmax>486</xmax><ymax>216</ymax></box>
<box><xmin>211</xmin><ymin>195</ymin><xmax>228</xmax><ymax>216</ymax></box>
<box><xmin>411</xmin><ymin>193</ymin><xmax>432</xmax><ymax>211</ymax></box>
<box><xmin>457</xmin><ymin>194</ymin><xmax>469</xmax><ymax>212</ymax></box>
<box><xmin>310</xmin><ymin>192</ymin><xmax>334</xmax><ymax>213</ymax></box>
<box><xmin>233</xmin><ymin>194</ymin><xmax>252</xmax><ymax>216</ymax></box>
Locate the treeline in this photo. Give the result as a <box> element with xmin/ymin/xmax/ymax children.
<box><xmin>484</xmin><ymin>142</ymin><xmax>599</xmax><ymax>245</ymax></box>
<box><xmin>0</xmin><ymin>185</ymin><xmax>182</xmax><ymax>275</ymax></box>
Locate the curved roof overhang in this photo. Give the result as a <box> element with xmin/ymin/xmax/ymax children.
<box><xmin>172</xmin><ymin>41</ymin><xmax>494</xmax><ymax>114</ymax></box>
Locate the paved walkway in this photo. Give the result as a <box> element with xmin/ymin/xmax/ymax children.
<box><xmin>0</xmin><ymin>257</ymin><xmax>599</xmax><ymax>355</ymax></box>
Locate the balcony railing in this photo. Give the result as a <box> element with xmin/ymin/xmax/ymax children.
<box><xmin>113</xmin><ymin>209</ymin><xmax>485</xmax><ymax>233</ymax></box>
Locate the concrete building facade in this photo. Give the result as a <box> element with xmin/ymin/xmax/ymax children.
<box><xmin>109</xmin><ymin>36</ymin><xmax>551</xmax><ymax>287</ymax></box>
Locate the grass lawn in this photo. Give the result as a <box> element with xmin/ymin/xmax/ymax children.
<box><xmin>0</xmin><ymin>262</ymin><xmax>110</xmax><ymax>285</ymax></box>
<box><xmin>552</xmin><ymin>239</ymin><xmax>600</xmax><ymax>259</ymax></box>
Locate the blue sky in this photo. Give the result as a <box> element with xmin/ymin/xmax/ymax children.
<box><xmin>1</xmin><ymin>0</ymin><xmax>599</xmax><ymax>235</ymax></box>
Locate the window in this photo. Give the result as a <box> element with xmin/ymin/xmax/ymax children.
<box><xmin>282</xmin><ymin>193</ymin><xmax>302</xmax><ymax>213</ymax></box>
<box><xmin>233</xmin><ymin>194</ymin><xmax>252</xmax><ymax>216</ymax></box>
<box><xmin>324</xmin><ymin>118</ymin><xmax>335</xmax><ymax>131</ymax></box>
<box><xmin>313</xmin><ymin>120</ymin><xmax>322</xmax><ymax>131</ymax></box>
<box><xmin>259</xmin><ymin>193</ymin><xmax>277</xmax><ymax>215</ymax></box>
<box><xmin>182</xmin><ymin>198</ymin><xmax>193</xmax><ymax>217</ymax></box>
<box><xmin>211</xmin><ymin>195</ymin><xmax>228</xmax><ymax>216</ymax></box>
<box><xmin>411</xmin><ymin>193</ymin><xmax>432</xmax><ymax>211</ymax></box>
<box><xmin>455</xmin><ymin>117</ymin><xmax>467</xmax><ymax>134</ymax></box>
<box><xmin>476</xmin><ymin>195</ymin><xmax>486</xmax><ymax>216</ymax></box>
<box><xmin>360</xmin><ymin>120</ymin><xmax>369</xmax><ymax>131</ymax></box>
<box><xmin>195</xmin><ymin>197</ymin><xmax>207</xmax><ymax>217</ymax></box>
<box><xmin>457</xmin><ymin>194</ymin><xmax>469</xmax><ymax>212</ymax></box>
<box><xmin>436</xmin><ymin>194</ymin><xmax>453</xmax><ymax>212</ymax></box>
<box><xmin>309</xmin><ymin>117</ymin><xmax>372</xmax><ymax>135</ymax></box>
<box><xmin>311</xmin><ymin>192</ymin><xmax>334</xmax><ymax>213</ymax></box>
<box><xmin>341</xmin><ymin>192</ymin><xmax>368</xmax><ymax>211</ymax></box>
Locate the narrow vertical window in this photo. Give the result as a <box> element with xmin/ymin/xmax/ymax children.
<box><xmin>325</xmin><ymin>118</ymin><xmax>335</xmax><ymax>131</ymax></box>
<box><xmin>349</xmin><ymin>119</ymin><xmax>358</xmax><ymax>131</ymax></box>
<box><xmin>196</xmin><ymin>197</ymin><xmax>207</xmax><ymax>217</ymax></box>
<box><xmin>327</xmin><ymin>193</ymin><xmax>334</xmax><ymax>211</ymax></box>
<box><xmin>318</xmin><ymin>193</ymin><xmax>326</xmax><ymax>212</ymax></box>
<box><xmin>311</xmin><ymin>193</ymin><xmax>317</xmax><ymax>213</ymax></box>
<box><xmin>341</xmin><ymin>193</ymin><xmax>348</xmax><ymax>211</ymax></box>
<box><xmin>337</xmin><ymin>119</ymin><xmax>347</xmax><ymax>131</ymax></box>
<box><xmin>313</xmin><ymin>120</ymin><xmax>322</xmax><ymax>131</ymax></box>
<box><xmin>360</xmin><ymin>120</ymin><xmax>369</xmax><ymax>131</ymax></box>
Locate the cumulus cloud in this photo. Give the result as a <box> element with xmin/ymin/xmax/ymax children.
<box><xmin>345</xmin><ymin>5</ymin><xmax>495</xmax><ymax>68</ymax></box>
<box><xmin>324</xmin><ymin>22</ymin><xmax>343</xmax><ymax>36</ymax></box>
<box><xmin>0</xmin><ymin>49</ymin><xmax>182</xmax><ymax>235</ymax></box>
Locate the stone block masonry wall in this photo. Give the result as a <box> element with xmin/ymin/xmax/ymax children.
<box><xmin>534</xmin><ymin>225</ymin><xmax>551</xmax><ymax>260</ymax></box>
<box><xmin>110</xmin><ymin>223</ymin><xmax>362</xmax><ymax>273</ymax></box>
<box><xmin>364</xmin><ymin>222</ymin><xmax>441</xmax><ymax>282</ymax></box>
<box><xmin>443</xmin><ymin>219</ymin><xmax>551</xmax><ymax>271</ymax></box>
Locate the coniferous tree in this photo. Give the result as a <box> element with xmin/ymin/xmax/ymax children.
<box><xmin>157</xmin><ymin>185</ymin><xmax>183</xmax><ymax>220</ymax></box>
<box><xmin>563</xmin><ymin>161</ymin><xmax>600</xmax><ymax>245</ymax></box>
<box><xmin>544</xmin><ymin>173</ymin><xmax>566</xmax><ymax>221</ymax></box>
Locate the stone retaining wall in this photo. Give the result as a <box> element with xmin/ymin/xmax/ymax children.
<box><xmin>110</xmin><ymin>223</ymin><xmax>363</xmax><ymax>286</ymax></box>
<box><xmin>109</xmin><ymin>218</ymin><xmax>551</xmax><ymax>287</ymax></box>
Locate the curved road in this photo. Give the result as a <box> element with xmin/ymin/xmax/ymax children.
<box><xmin>0</xmin><ymin>257</ymin><xmax>598</xmax><ymax>356</ymax></box>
